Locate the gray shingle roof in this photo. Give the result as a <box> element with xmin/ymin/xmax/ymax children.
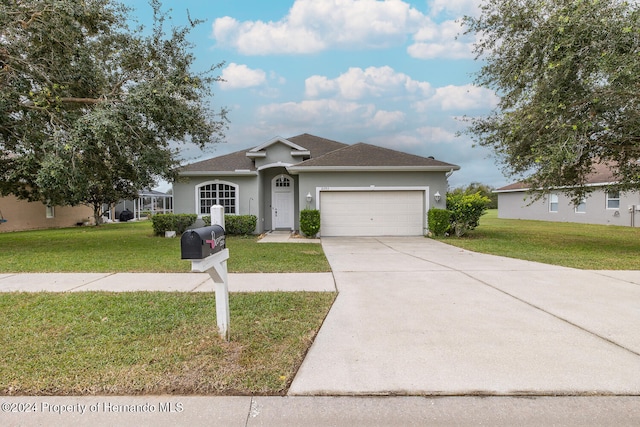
<box><xmin>496</xmin><ymin>162</ymin><xmax>620</xmax><ymax>192</ymax></box>
<box><xmin>179</xmin><ymin>133</ymin><xmax>458</xmax><ymax>173</ymax></box>
<box><xmin>292</xmin><ymin>142</ymin><xmax>458</xmax><ymax>168</ymax></box>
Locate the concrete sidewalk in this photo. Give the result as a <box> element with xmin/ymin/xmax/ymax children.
<box><xmin>2</xmin><ymin>395</ymin><xmax>640</xmax><ymax>426</ymax></box>
<box><xmin>290</xmin><ymin>237</ymin><xmax>640</xmax><ymax>396</ymax></box>
<box><xmin>0</xmin><ymin>272</ymin><xmax>335</xmax><ymax>293</ymax></box>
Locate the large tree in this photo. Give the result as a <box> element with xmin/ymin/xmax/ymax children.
<box><xmin>463</xmin><ymin>0</ymin><xmax>640</xmax><ymax>201</ymax></box>
<box><xmin>0</xmin><ymin>0</ymin><xmax>227</xmax><ymax>223</ymax></box>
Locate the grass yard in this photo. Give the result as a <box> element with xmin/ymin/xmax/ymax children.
<box><xmin>0</xmin><ymin>221</ymin><xmax>330</xmax><ymax>273</ymax></box>
<box><xmin>439</xmin><ymin>210</ymin><xmax>640</xmax><ymax>270</ymax></box>
<box><xmin>0</xmin><ymin>291</ymin><xmax>335</xmax><ymax>395</ymax></box>
<box><xmin>0</xmin><ymin>221</ymin><xmax>334</xmax><ymax>396</ymax></box>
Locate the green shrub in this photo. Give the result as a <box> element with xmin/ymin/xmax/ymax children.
<box><xmin>428</xmin><ymin>208</ymin><xmax>451</xmax><ymax>237</ymax></box>
<box><xmin>151</xmin><ymin>213</ymin><xmax>197</xmax><ymax>236</ymax></box>
<box><xmin>202</xmin><ymin>215</ymin><xmax>257</xmax><ymax>235</ymax></box>
<box><xmin>300</xmin><ymin>209</ymin><xmax>321</xmax><ymax>237</ymax></box>
<box><xmin>446</xmin><ymin>192</ymin><xmax>491</xmax><ymax>237</ymax></box>
<box><xmin>225</xmin><ymin>215</ymin><xmax>257</xmax><ymax>235</ymax></box>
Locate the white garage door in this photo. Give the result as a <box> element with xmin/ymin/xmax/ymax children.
<box><xmin>320</xmin><ymin>190</ymin><xmax>425</xmax><ymax>236</ymax></box>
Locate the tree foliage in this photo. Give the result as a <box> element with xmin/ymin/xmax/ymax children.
<box><xmin>449</xmin><ymin>182</ymin><xmax>498</xmax><ymax>209</ymax></box>
<box><xmin>446</xmin><ymin>192</ymin><xmax>491</xmax><ymax>237</ymax></box>
<box><xmin>0</xmin><ymin>0</ymin><xmax>227</xmax><ymax>223</ymax></box>
<box><xmin>463</xmin><ymin>0</ymin><xmax>640</xmax><ymax>202</ymax></box>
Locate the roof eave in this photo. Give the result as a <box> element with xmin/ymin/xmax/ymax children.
<box><xmin>178</xmin><ymin>170</ymin><xmax>258</xmax><ymax>177</ymax></box>
<box><xmin>494</xmin><ymin>181</ymin><xmax>619</xmax><ymax>193</ymax></box>
<box><xmin>287</xmin><ymin>165</ymin><xmax>461</xmax><ymax>173</ymax></box>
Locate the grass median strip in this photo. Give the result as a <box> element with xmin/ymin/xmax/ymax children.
<box><xmin>0</xmin><ymin>291</ymin><xmax>336</xmax><ymax>396</ymax></box>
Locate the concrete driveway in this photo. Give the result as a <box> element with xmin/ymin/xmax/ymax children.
<box><xmin>289</xmin><ymin>237</ymin><xmax>640</xmax><ymax>396</ymax></box>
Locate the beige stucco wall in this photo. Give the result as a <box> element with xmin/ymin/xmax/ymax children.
<box><xmin>0</xmin><ymin>195</ymin><xmax>94</xmax><ymax>232</ymax></box>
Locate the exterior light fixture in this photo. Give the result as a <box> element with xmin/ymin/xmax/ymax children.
<box><xmin>306</xmin><ymin>192</ymin><xmax>312</xmax><ymax>203</ymax></box>
<box><xmin>434</xmin><ymin>191</ymin><xmax>441</xmax><ymax>202</ymax></box>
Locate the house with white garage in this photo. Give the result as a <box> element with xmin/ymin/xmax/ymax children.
<box><xmin>495</xmin><ymin>162</ymin><xmax>640</xmax><ymax>227</ymax></box>
<box><xmin>173</xmin><ymin>133</ymin><xmax>460</xmax><ymax>236</ymax></box>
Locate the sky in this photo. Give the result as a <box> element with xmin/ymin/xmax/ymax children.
<box><xmin>122</xmin><ymin>0</ymin><xmax>507</xmax><ymax>190</ymax></box>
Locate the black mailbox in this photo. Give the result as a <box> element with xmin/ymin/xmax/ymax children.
<box><xmin>181</xmin><ymin>225</ymin><xmax>226</xmax><ymax>260</ymax></box>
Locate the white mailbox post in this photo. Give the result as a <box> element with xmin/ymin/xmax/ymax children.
<box><xmin>181</xmin><ymin>205</ymin><xmax>230</xmax><ymax>341</ymax></box>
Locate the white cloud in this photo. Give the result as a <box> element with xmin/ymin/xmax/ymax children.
<box><xmin>306</xmin><ymin>66</ymin><xmax>431</xmax><ymax>100</ymax></box>
<box><xmin>408</xmin><ymin>19</ymin><xmax>474</xmax><ymax>59</ymax></box>
<box><xmin>257</xmin><ymin>99</ymin><xmax>374</xmax><ymax>126</ymax></box>
<box><xmin>413</xmin><ymin>84</ymin><xmax>498</xmax><ymax>112</ymax></box>
<box><xmin>212</xmin><ymin>0</ymin><xmax>482</xmax><ymax>60</ymax></box>
<box><xmin>219</xmin><ymin>63</ymin><xmax>267</xmax><ymax>89</ymax></box>
<box><xmin>212</xmin><ymin>0</ymin><xmax>425</xmax><ymax>55</ymax></box>
<box><xmin>371</xmin><ymin>110</ymin><xmax>405</xmax><ymax>129</ymax></box>
<box><xmin>416</xmin><ymin>126</ymin><xmax>458</xmax><ymax>143</ymax></box>
<box><xmin>428</xmin><ymin>0</ymin><xmax>482</xmax><ymax>18</ymax></box>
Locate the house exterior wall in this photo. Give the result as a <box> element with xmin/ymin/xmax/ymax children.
<box><xmin>497</xmin><ymin>189</ymin><xmax>640</xmax><ymax>227</ymax></box>
<box><xmin>253</xmin><ymin>143</ymin><xmax>300</xmax><ymax>169</ymax></box>
<box><xmin>0</xmin><ymin>195</ymin><xmax>94</xmax><ymax>232</ymax></box>
<box><xmin>172</xmin><ymin>174</ymin><xmax>259</xmax><ymax>218</ymax></box>
<box><xmin>296</xmin><ymin>171</ymin><xmax>449</xmax><ymax>212</ymax></box>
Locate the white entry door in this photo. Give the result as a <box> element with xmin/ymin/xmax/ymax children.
<box><xmin>272</xmin><ymin>175</ymin><xmax>294</xmax><ymax>229</ymax></box>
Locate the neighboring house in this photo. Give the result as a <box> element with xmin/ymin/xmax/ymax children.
<box><xmin>173</xmin><ymin>133</ymin><xmax>459</xmax><ymax>236</ymax></box>
<box><xmin>0</xmin><ymin>194</ymin><xmax>94</xmax><ymax>232</ymax></box>
<box><xmin>495</xmin><ymin>163</ymin><xmax>640</xmax><ymax>227</ymax></box>
<box><xmin>105</xmin><ymin>189</ymin><xmax>173</xmax><ymax>222</ymax></box>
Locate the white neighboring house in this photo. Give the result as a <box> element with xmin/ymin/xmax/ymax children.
<box><xmin>496</xmin><ymin>163</ymin><xmax>640</xmax><ymax>227</ymax></box>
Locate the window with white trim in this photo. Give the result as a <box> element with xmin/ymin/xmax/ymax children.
<box><xmin>275</xmin><ymin>176</ymin><xmax>291</xmax><ymax>187</ymax></box>
<box><xmin>198</xmin><ymin>182</ymin><xmax>237</xmax><ymax>215</ymax></box>
<box><xmin>549</xmin><ymin>193</ymin><xmax>558</xmax><ymax>213</ymax></box>
<box><xmin>575</xmin><ymin>197</ymin><xmax>586</xmax><ymax>213</ymax></box>
<box><xmin>606</xmin><ymin>191</ymin><xmax>620</xmax><ymax>209</ymax></box>
<box><xmin>46</xmin><ymin>205</ymin><xmax>55</xmax><ymax>219</ymax></box>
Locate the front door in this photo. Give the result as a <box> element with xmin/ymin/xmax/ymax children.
<box><xmin>272</xmin><ymin>175</ymin><xmax>294</xmax><ymax>230</ymax></box>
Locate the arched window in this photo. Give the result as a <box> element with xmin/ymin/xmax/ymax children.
<box><xmin>197</xmin><ymin>182</ymin><xmax>237</xmax><ymax>215</ymax></box>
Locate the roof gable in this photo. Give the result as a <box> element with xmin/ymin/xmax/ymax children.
<box><xmin>246</xmin><ymin>136</ymin><xmax>309</xmax><ymax>159</ymax></box>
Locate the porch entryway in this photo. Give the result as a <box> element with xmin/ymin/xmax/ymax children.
<box><xmin>272</xmin><ymin>174</ymin><xmax>294</xmax><ymax>230</ymax></box>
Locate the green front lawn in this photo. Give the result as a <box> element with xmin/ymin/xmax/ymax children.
<box><xmin>438</xmin><ymin>210</ymin><xmax>640</xmax><ymax>270</ymax></box>
<box><xmin>0</xmin><ymin>221</ymin><xmax>330</xmax><ymax>273</ymax></box>
<box><xmin>0</xmin><ymin>221</ymin><xmax>334</xmax><ymax>396</ymax></box>
<box><xmin>0</xmin><ymin>291</ymin><xmax>335</xmax><ymax>395</ymax></box>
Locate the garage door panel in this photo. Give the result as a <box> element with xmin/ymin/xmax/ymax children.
<box><xmin>320</xmin><ymin>190</ymin><xmax>425</xmax><ymax>237</ymax></box>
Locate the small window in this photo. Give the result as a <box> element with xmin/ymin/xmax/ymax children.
<box><xmin>606</xmin><ymin>191</ymin><xmax>620</xmax><ymax>209</ymax></box>
<box><xmin>46</xmin><ymin>205</ymin><xmax>55</xmax><ymax>219</ymax></box>
<box><xmin>575</xmin><ymin>198</ymin><xmax>586</xmax><ymax>214</ymax></box>
<box><xmin>549</xmin><ymin>194</ymin><xmax>558</xmax><ymax>213</ymax></box>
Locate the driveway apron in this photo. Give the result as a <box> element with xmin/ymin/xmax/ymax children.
<box><xmin>289</xmin><ymin>237</ymin><xmax>640</xmax><ymax>396</ymax></box>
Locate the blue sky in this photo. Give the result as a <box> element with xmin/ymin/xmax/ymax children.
<box><xmin>122</xmin><ymin>0</ymin><xmax>506</xmax><ymax>189</ymax></box>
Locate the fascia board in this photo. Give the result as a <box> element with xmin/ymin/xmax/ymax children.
<box><xmin>179</xmin><ymin>170</ymin><xmax>258</xmax><ymax>177</ymax></box>
<box><xmin>248</xmin><ymin>136</ymin><xmax>307</xmax><ymax>152</ymax></box>
<box><xmin>287</xmin><ymin>165</ymin><xmax>461</xmax><ymax>173</ymax></box>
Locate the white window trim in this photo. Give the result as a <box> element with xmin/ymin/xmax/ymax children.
<box><xmin>46</xmin><ymin>205</ymin><xmax>55</xmax><ymax>219</ymax></box>
<box><xmin>549</xmin><ymin>193</ymin><xmax>559</xmax><ymax>213</ymax></box>
<box><xmin>575</xmin><ymin>197</ymin><xmax>587</xmax><ymax>214</ymax></box>
<box><xmin>194</xmin><ymin>180</ymin><xmax>239</xmax><ymax>217</ymax></box>
<box><xmin>606</xmin><ymin>191</ymin><xmax>620</xmax><ymax>210</ymax></box>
